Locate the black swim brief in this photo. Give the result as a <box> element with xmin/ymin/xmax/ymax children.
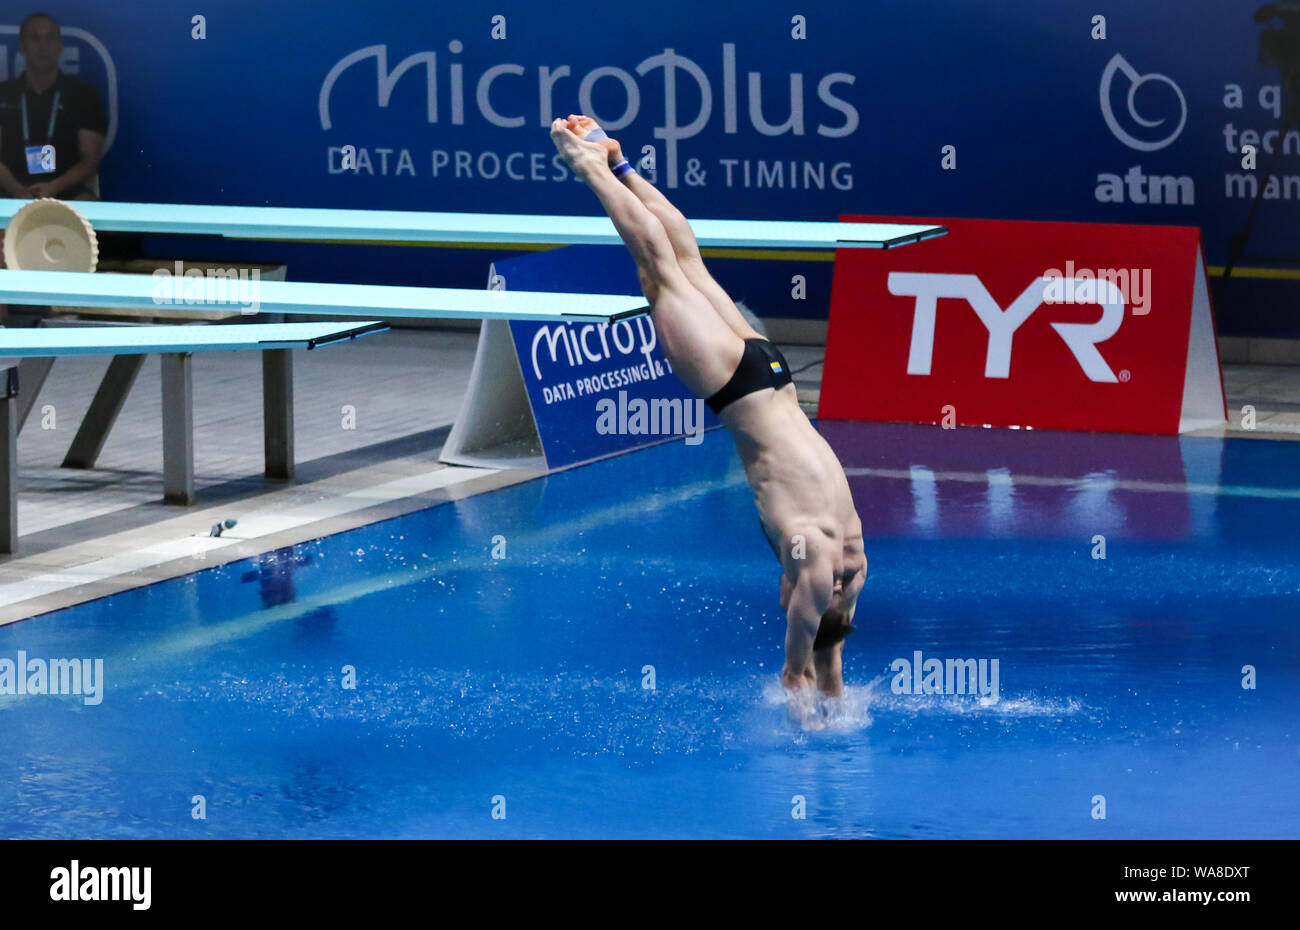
<box><xmin>705</xmin><ymin>338</ymin><xmax>794</xmax><ymax>415</ymax></box>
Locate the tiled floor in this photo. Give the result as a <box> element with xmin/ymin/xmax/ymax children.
<box><xmin>0</xmin><ymin>325</ymin><xmax>1297</xmax><ymax>623</ymax></box>
<box><xmin>1217</xmin><ymin>363</ymin><xmax>1300</xmax><ymax>435</ymax></box>
<box><xmin>11</xmin><ymin>327</ymin><xmax>480</xmax><ymax>543</ymax></box>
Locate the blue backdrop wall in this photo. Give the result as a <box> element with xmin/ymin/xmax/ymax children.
<box><xmin>3</xmin><ymin>0</ymin><xmax>1297</xmax><ymax>335</ymax></box>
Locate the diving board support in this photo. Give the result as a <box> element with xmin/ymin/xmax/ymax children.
<box><xmin>263</xmin><ymin>349</ymin><xmax>293</xmax><ymax>480</ymax></box>
<box><xmin>15</xmin><ymin>356</ymin><xmax>54</xmax><ymax>431</ymax></box>
<box><xmin>1</xmin><ymin>367</ymin><xmax>17</xmax><ymax>555</ymax></box>
<box><xmin>0</xmin><ymin>320</ymin><xmax>387</xmax><ymax>552</ymax></box>
<box><xmin>161</xmin><ymin>353</ymin><xmax>194</xmax><ymax>505</ymax></box>
<box><xmin>66</xmin><ymin>348</ymin><xmax>296</xmax><ymax>481</ymax></box>
<box><xmin>441</xmin><ymin>312</ymin><xmax>544</xmax><ymax>469</ymax></box>
<box><xmin>441</xmin><ymin>262</ymin><xmax>544</xmax><ymax>468</ymax></box>
<box><xmin>62</xmin><ymin>354</ymin><xmax>146</xmax><ymax>468</ymax></box>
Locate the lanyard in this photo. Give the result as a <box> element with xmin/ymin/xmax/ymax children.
<box><xmin>21</xmin><ymin>89</ymin><xmax>60</xmax><ymax>145</ymax></box>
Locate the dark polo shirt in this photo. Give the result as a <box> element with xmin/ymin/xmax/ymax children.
<box><xmin>0</xmin><ymin>70</ymin><xmax>107</xmax><ymax>196</ymax></box>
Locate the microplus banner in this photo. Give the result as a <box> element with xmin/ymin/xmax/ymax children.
<box><xmin>496</xmin><ymin>245</ymin><xmax>717</xmax><ymax>469</ymax></box>
<box><xmin>4</xmin><ymin>0</ymin><xmax>1298</xmax><ymax>333</ymax></box>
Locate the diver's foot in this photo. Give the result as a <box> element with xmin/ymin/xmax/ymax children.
<box><xmin>567</xmin><ymin>115</ymin><xmax>623</xmax><ymax>167</ymax></box>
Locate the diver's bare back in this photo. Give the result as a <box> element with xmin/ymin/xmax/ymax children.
<box><xmin>713</xmin><ymin>374</ymin><xmax>866</xmax><ymax>596</ymax></box>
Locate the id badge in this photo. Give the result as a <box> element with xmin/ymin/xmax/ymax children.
<box><xmin>25</xmin><ymin>145</ymin><xmax>56</xmax><ymax>175</ymax></box>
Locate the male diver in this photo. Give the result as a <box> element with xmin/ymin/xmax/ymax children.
<box><xmin>550</xmin><ymin>115</ymin><xmax>867</xmax><ymax>704</ymax></box>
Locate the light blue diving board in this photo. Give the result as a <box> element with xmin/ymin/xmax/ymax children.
<box><xmin>0</xmin><ymin>270</ymin><xmax>649</xmax><ymax>323</ymax></box>
<box><xmin>0</xmin><ymin>199</ymin><xmax>946</xmax><ymax>249</ymax></box>
<box><xmin>0</xmin><ymin>321</ymin><xmax>388</xmax><ymax>357</ymax></box>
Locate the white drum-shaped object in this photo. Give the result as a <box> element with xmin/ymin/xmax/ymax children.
<box><xmin>3</xmin><ymin>198</ymin><xmax>98</xmax><ymax>272</ymax></box>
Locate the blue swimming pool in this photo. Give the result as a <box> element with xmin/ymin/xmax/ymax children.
<box><xmin>2</xmin><ymin>423</ymin><xmax>1297</xmax><ymax>839</ymax></box>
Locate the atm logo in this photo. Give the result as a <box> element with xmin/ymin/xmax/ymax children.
<box><xmin>1099</xmin><ymin>54</ymin><xmax>1187</xmax><ymax>153</ymax></box>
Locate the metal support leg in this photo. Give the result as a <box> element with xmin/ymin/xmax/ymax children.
<box><xmin>262</xmin><ymin>349</ymin><xmax>294</xmax><ymax>480</ymax></box>
<box><xmin>62</xmin><ymin>354</ymin><xmax>147</xmax><ymax>468</ymax></box>
<box><xmin>1</xmin><ymin>367</ymin><xmax>18</xmax><ymax>554</ymax></box>
<box><xmin>161</xmin><ymin>353</ymin><xmax>194</xmax><ymax>505</ymax></box>
<box><xmin>15</xmin><ymin>356</ymin><xmax>55</xmax><ymax>433</ymax></box>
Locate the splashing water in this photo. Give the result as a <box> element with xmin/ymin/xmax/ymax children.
<box><xmin>761</xmin><ymin>672</ymin><xmax>1086</xmax><ymax>735</ymax></box>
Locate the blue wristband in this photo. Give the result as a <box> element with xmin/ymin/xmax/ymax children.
<box><xmin>583</xmin><ymin>126</ymin><xmax>635</xmax><ymax>178</ymax></box>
